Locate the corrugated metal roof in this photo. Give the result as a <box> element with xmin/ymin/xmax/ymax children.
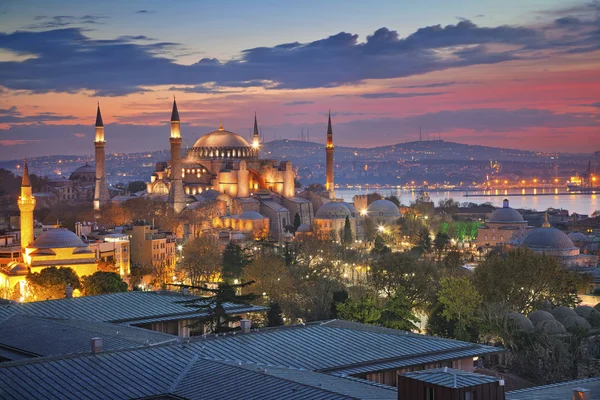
<box><xmin>0</xmin><ymin>314</ymin><xmax>179</xmax><ymax>359</ymax></box>
<box><xmin>184</xmin><ymin>320</ymin><xmax>502</xmax><ymax>376</ymax></box>
<box><xmin>1</xmin><ymin>291</ymin><xmax>267</xmax><ymax>324</ymax></box>
<box><xmin>401</xmin><ymin>368</ymin><xmax>500</xmax><ymax>389</ymax></box>
<box><xmin>0</xmin><ymin>346</ymin><xmax>392</xmax><ymax>400</ymax></box>
<box><xmin>506</xmin><ymin>377</ymin><xmax>600</xmax><ymax>400</ymax></box>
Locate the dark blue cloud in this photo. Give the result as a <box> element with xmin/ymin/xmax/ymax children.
<box><xmin>0</xmin><ymin>106</ymin><xmax>76</xmax><ymax>123</ymax></box>
<box><xmin>0</xmin><ymin>17</ymin><xmax>594</xmax><ymax>96</ymax></box>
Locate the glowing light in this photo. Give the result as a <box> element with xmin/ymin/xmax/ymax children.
<box><xmin>360</xmin><ymin>209</ymin><xmax>368</xmax><ymax>216</ymax></box>
<box><xmin>378</xmin><ymin>226</ymin><xmax>385</xmax><ymax>233</ymax></box>
<box><xmin>177</xmin><ymin>245</ymin><xmax>183</xmax><ymax>251</ymax></box>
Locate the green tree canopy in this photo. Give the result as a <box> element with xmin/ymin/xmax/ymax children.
<box><xmin>82</xmin><ymin>271</ymin><xmax>128</xmax><ymax>296</ymax></box>
<box><xmin>437</xmin><ymin>276</ymin><xmax>482</xmax><ymax>340</ymax></box>
<box><xmin>342</xmin><ymin>215</ymin><xmax>353</xmax><ymax>245</ymax></box>
<box><xmin>26</xmin><ymin>267</ymin><xmax>81</xmax><ymax>301</ymax></box>
<box><xmin>379</xmin><ymin>287</ymin><xmax>420</xmax><ymax>331</ymax></box>
<box><xmin>336</xmin><ymin>295</ymin><xmax>381</xmax><ymax>324</ymax></box>
<box><xmin>474</xmin><ymin>248</ymin><xmax>583</xmax><ymax>314</ymax></box>
<box><xmin>222</xmin><ymin>242</ymin><xmax>249</xmax><ymax>281</ymax></box>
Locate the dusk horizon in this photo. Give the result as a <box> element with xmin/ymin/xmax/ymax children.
<box><xmin>1</xmin><ymin>0</ymin><xmax>599</xmax><ymax>159</ymax></box>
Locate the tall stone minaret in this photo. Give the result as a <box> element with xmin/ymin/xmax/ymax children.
<box><xmin>325</xmin><ymin>111</ymin><xmax>335</xmax><ymax>199</ymax></box>
<box><xmin>18</xmin><ymin>160</ymin><xmax>36</xmax><ymax>250</ymax></box>
<box><xmin>252</xmin><ymin>112</ymin><xmax>260</xmax><ymax>157</ymax></box>
<box><xmin>93</xmin><ymin>104</ymin><xmax>110</xmax><ymax>210</ymax></box>
<box><xmin>168</xmin><ymin>99</ymin><xmax>185</xmax><ymax>213</ymax></box>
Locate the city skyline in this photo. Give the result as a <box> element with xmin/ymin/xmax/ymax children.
<box><xmin>1</xmin><ymin>0</ymin><xmax>600</xmax><ymax>159</ymax></box>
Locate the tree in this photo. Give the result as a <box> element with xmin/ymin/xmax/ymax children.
<box><xmin>415</xmin><ymin>227</ymin><xmax>431</xmax><ymax>252</ymax></box>
<box><xmin>371</xmin><ymin>234</ymin><xmax>390</xmax><ymax>256</ymax></box>
<box><xmin>267</xmin><ymin>302</ymin><xmax>285</xmax><ymax>327</ymax></box>
<box><xmin>379</xmin><ymin>287</ymin><xmax>420</xmax><ymax>331</ymax></box>
<box><xmin>179</xmin><ymin>281</ymin><xmax>258</xmax><ymax>334</ymax></box>
<box><xmin>293</xmin><ymin>213</ymin><xmax>302</xmax><ymax>232</ymax></box>
<box><xmin>330</xmin><ymin>290</ymin><xmax>348</xmax><ymax>318</ymax></box>
<box><xmin>433</xmin><ymin>232</ymin><xmax>450</xmax><ymax>263</ymax></box>
<box><xmin>437</xmin><ymin>198</ymin><xmax>460</xmax><ymax>215</ymax></box>
<box><xmin>342</xmin><ymin>215</ymin><xmax>353</xmax><ymax>245</ymax></box>
<box><xmin>386</xmin><ymin>195</ymin><xmax>401</xmax><ymax>207</ymax></box>
<box><xmin>83</xmin><ymin>271</ymin><xmax>128</xmax><ymax>295</ymax></box>
<box><xmin>370</xmin><ymin>252</ymin><xmax>438</xmax><ymax>311</ymax></box>
<box><xmin>336</xmin><ymin>296</ymin><xmax>381</xmax><ymax>324</ymax></box>
<box><xmin>177</xmin><ymin>236</ymin><xmax>221</xmax><ymax>287</ymax></box>
<box><xmin>222</xmin><ymin>242</ymin><xmax>248</xmax><ymax>282</ymax></box>
<box><xmin>127</xmin><ymin>180</ymin><xmax>147</xmax><ymax>193</ymax></box>
<box><xmin>26</xmin><ymin>267</ymin><xmax>81</xmax><ymax>301</ymax></box>
<box><xmin>243</xmin><ymin>253</ymin><xmax>294</xmax><ymax>305</ymax></box>
<box><xmin>97</xmin><ymin>259</ymin><xmax>119</xmax><ymax>273</ymax></box>
<box><xmin>437</xmin><ymin>276</ymin><xmax>482</xmax><ymax>340</ymax></box>
<box><xmin>443</xmin><ymin>251</ymin><xmax>463</xmax><ymax>276</ymax></box>
<box><xmin>474</xmin><ymin>248</ymin><xmax>583</xmax><ymax>314</ymax></box>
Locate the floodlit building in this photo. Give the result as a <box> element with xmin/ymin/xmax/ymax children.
<box><xmin>127</xmin><ymin>222</ymin><xmax>176</xmax><ymax>269</ymax></box>
<box><xmin>477</xmin><ymin>199</ymin><xmax>530</xmax><ymax>247</ymax></box>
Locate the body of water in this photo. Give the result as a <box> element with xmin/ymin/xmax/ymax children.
<box><xmin>336</xmin><ymin>188</ymin><xmax>599</xmax><ymax>216</ymax></box>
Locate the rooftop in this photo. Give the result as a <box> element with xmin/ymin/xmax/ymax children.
<box><xmin>506</xmin><ymin>377</ymin><xmax>600</xmax><ymax>400</ymax></box>
<box><xmin>401</xmin><ymin>367</ymin><xmax>500</xmax><ymax>389</ymax></box>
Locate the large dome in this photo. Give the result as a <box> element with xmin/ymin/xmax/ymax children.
<box><xmin>367</xmin><ymin>199</ymin><xmax>401</xmax><ymax>218</ymax></box>
<box><xmin>192</xmin><ymin>126</ymin><xmax>250</xmax><ymax>149</ymax></box>
<box><xmin>488</xmin><ymin>199</ymin><xmax>524</xmax><ymax>223</ymax></box>
<box><xmin>315</xmin><ymin>202</ymin><xmax>352</xmax><ymax>219</ymax></box>
<box><xmin>521</xmin><ymin>227</ymin><xmax>578</xmax><ymax>252</ymax></box>
<box><xmin>30</xmin><ymin>228</ymin><xmax>87</xmax><ymax>249</ymax></box>
<box><xmin>72</xmin><ymin>164</ymin><xmax>95</xmax><ymax>174</ymax></box>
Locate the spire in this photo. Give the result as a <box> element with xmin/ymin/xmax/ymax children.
<box><xmin>542</xmin><ymin>212</ymin><xmax>551</xmax><ymax>228</ymax></box>
<box><xmin>95</xmin><ymin>104</ymin><xmax>103</xmax><ymax>127</ymax></box>
<box><xmin>170</xmin><ymin>98</ymin><xmax>180</xmax><ymax>122</ymax></box>
<box><xmin>253</xmin><ymin>112</ymin><xmax>259</xmax><ymax>136</ymax></box>
<box><xmin>219</xmin><ymin>120</ymin><xmax>224</xmax><ymax>131</ymax></box>
<box><xmin>22</xmin><ymin>159</ymin><xmax>31</xmax><ymax>187</ymax></box>
<box><xmin>327</xmin><ymin>110</ymin><xmax>333</xmax><ymax>136</ymax></box>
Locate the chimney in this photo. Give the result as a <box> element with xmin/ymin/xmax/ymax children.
<box><xmin>240</xmin><ymin>319</ymin><xmax>251</xmax><ymax>334</ymax></box>
<box><xmin>65</xmin><ymin>284</ymin><xmax>73</xmax><ymax>298</ymax></box>
<box><xmin>573</xmin><ymin>387</ymin><xmax>590</xmax><ymax>400</ymax></box>
<box><xmin>182</xmin><ymin>287</ymin><xmax>189</xmax><ymax>296</ymax></box>
<box><xmin>75</xmin><ymin>222</ymin><xmax>81</xmax><ymax>237</ymax></box>
<box><xmin>91</xmin><ymin>337</ymin><xmax>103</xmax><ymax>354</ymax></box>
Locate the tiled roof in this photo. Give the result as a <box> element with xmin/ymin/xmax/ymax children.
<box><xmin>401</xmin><ymin>368</ymin><xmax>500</xmax><ymax>389</ymax></box>
<box><xmin>0</xmin><ymin>291</ymin><xmax>267</xmax><ymax>324</ymax></box>
<box><xmin>0</xmin><ymin>346</ymin><xmax>395</xmax><ymax>400</ymax></box>
<box><xmin>506</xmin><ymin>377</ymin><xmax>600</xmax><ymax>400</ymax></box>
<box><xmin>184</xmin><ymin>320</ymin><xmax>502</xmax><ymax>376</ymax></box>
<box><xmin>0</xmin><ymin>314</ymin><xmax>179</xmax><ymax>359</ymax></box>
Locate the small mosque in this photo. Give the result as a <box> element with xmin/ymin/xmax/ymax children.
<box><xmin>477</xmin><ymin>199</ymin><xmax>531</xmax><ymax>247</ymax></box>
<box><xmin>0</xmin><ymin>162</ymin><xmax>98</xmax><ymax>299</ymax></box>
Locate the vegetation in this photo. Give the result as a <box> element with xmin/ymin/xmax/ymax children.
<box><xmin>82</xmin><ymin>271</ymin><xmax>128</xmax><ymax>295</ymax></box>
<box><xmin>26</xmin><ymin>267</ymin><xmax>81</xmax><ymax>301</ymax></box>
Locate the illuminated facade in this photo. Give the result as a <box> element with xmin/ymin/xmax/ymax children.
<box><xmin>325</xmin><ymin>111</ymin><xmax>335</xmax><ymax>199</ymax></box>
<box><xmin>477</xmin><ymin>199</ymin><xmax>530</xmax><ymax>247</ymax></box>
<box><xmin>93</xmin><ymin>105</ymin><xmax>110</xmax><ymax>210</ymax></box>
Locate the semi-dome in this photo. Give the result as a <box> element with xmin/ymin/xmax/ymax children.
<box><xmin>315</xmin><ymin>202</ymin><xmax>352</xmax><ymax>219</ymax></box>
<box><xmin>537</xmin><ymin>319</ymin><xmax>566</xmax><ymax>335</ymax></box>
<box><xmin>563</xmin><ymin>316</ymin><xmax>592</xmax><ymax>331</ymax></box>
<box><xmin>506</xmin><ymin>312</ymin><xmax>534</xmax><ymax>332</ymax></box>
<box><xmin>568</xmin><ymin>232</ymin><xmax>588</xmax><ymax>243</ymax></box>
<box><xmin>367</xmin><ymin>199</ymin><xmax>401</xmax><ymax>218</ymax></box>
<box><xmin>528</xmin><ymin>310</ymin><xmax>555</xmax><ymax>326</ymax></box>
<box><xmin>7</xmin><ymin>261</ymin><xmax>29</xmax><ymax>275</ymax></box>
<box><xmin>521</xmin><ymin>227</ymin><xmax>578</xmax><ymax>253</ymax></box>
<box><xmin>549</xmin><ymin>306</ymin><xmax>577</xmax><ymax>323</ymax></box>
<box><xmin>296</xmin><ymin>223</ymin><xmax>312</xmax><ymax>233</ymax></box>
<box><xmin>30</xmin><ymin>228</ymin><xmax>87</xmax><ymax>249</ymax></box>
<box><xmin>488</xmin><ymin>199</ymin><xmax>524</xmax><ymax>223</ymax></box>
<box><xmin>239</xmin><ymin>211</ymin><xmax>266</xmax><ymax>220</ymax></box>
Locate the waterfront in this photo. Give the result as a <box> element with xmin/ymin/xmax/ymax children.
<box><xmin>336</xmin><ymin>188</ymin><xmax>599</xmax><ymax>215</ymax></box>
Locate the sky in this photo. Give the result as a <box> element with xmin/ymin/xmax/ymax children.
<box><xmin>0</xmin><ymin>0</ymin><xmax>599</xmax><ymax>159</ymax></box>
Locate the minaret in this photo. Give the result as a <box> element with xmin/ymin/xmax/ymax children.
<box><xmin>93</xmin><ymin>104</ymin><xmax>110</xmax><ymax>210</ymax></box>
<box><xmin>18</xmin><ymin>160</ymin><xmax>36</xmax><ymax>250</ymax></box>
<box><xmin>252</xmin><ymin>112</ymin><xmax>260</xmax><ymax>156</ymax></box>
<box><xmin>325</xmin><ymin>111</ymin><xmax>335</xmax><ymax>199</ymax></box>
<box><xmin>168</xmin><ymin>99</ymin><xmax>185</xmax><ymax>213</ymax></box>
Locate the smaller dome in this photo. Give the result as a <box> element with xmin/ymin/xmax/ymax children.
<box><xmin>296</xmin><ymin>224</ymin><xmax>312</xmax><ymax>233</ymax></box>
<box><xmin>239</xmin><ymin>211</ymin><xmax>265</xmax><ymax>220</ymax></box>
<box><xmin>315</xmin><ymin>202</ymin><xmax>352</xmax><ymax>219</ymax></box>
<box><xmin>549</xmin><ymin>306</ymin><xmax>577</xmax><ymax>323</ymax></box>
<box><xmin>488</xmin><ymin>200</ymin><xmax>524</xmax><ymax>223</ymax></box>
<box><xmin>528</xmin><ymin>310</ymin><xmax>555</xmax><ymax>326</ymax></box>
<box><xmin>72</xmin><ymin>164</ymin><xmax>95</xmax><ymax>174</ymax></box>
<box><xmin>506</xmin><ymin>312</ymin><xmax>534</xmax><ymax>332</ymax></box>
<box><xmin>198</xmin><ymin>190</ymin><xmax>222</xmax><ymax>201</ymax></box>
<box><xmin>563</xmin><ymin>316</ymin><xmax>591</xmax><ymax>331</ymax></box>
<box><xmin>537</xmin><ymin>319</ymin><xmax>566</xmax><ymax>335</ymax></box>
<box><xmin>568</xmin><ymin>232</ymin><xmax>588</xmax><ymax>243</ymax></box>
<box><xmin>30</xmin><ymin>228</ymin><xmax>87</xmax><ymax>249</ymax></box>
<box><xmin>575</xmin><ymin>306</ymin><xmax>600</xmax><ymax>327</ymax></box>
<box><xmin>367</xmin><ymin>200</ymin><xmax>401</xmax><ymax>218</ymax></box>
<box><xmin>574</xmin><ymin>305</ymin><xmax>596</xmax><ymax>318</ymax></box>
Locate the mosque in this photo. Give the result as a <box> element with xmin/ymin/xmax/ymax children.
<box><xmin>476</xmin><ymin>199</ymin><xmax>531</xmax><ymax>247</ymax></box>
<box><xmin>92</xmin><ymin>100</ymin><xmax>402</xmax><ymax>242</ymax></box>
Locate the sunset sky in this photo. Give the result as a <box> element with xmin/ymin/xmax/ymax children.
<box><xmin>0</xmin><ymin>0</ymin><xmax>599</xmax><ymax>159</ymax></box>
